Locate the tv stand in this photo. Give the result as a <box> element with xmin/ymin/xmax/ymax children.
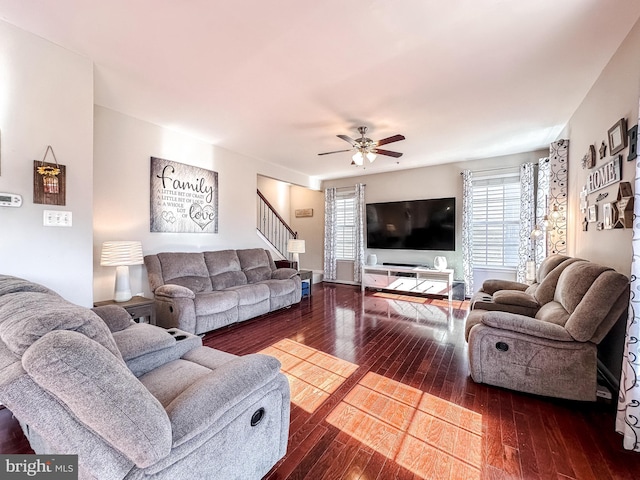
<box><xmin>362</xmin><ymin>264</ymin><xmax>453</xmax><ymax>301</ymax></box>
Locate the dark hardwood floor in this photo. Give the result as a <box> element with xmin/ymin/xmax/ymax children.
<box><xmin>2</xmin><ymin>283</ymin><xmax>639</xmax><ymax>479</ymax></box>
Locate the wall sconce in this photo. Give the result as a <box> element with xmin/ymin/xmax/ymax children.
<box><xmin>287</xmin><ymin>239</ymin><xmax>306</xmax><ymax>271</ymax></box>
<box><xmin>100</xmin><ymin>241</ymin><xmax>144</xmax><ymax>302</ymax></box>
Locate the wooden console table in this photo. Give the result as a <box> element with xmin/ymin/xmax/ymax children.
<box><xmin>361</xmin><ymin>264</ymin><xmax>454</xmax><ymax>301</ymax></box>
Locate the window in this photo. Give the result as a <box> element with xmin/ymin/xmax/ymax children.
<box><xmin>471</xmin><ymin>172</ymin><xmax>521</xmax><ymax>268</ymax></box>
<box><xmin>335</xmin><ymin>191</ymin><xmax>356</xmax><ymax>260</ymax></box>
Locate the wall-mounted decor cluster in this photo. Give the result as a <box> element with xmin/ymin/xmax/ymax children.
<box><xmin>33</xmin><ymin>145</ymin><xmax>66</xmax><ymax>206</ymax></box>
<box><xmin>150</xmin><ymin>157</ymin><xmax>218</xmax><ymax>233</ymax></box>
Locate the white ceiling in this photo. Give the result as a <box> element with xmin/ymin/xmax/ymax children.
<box><xmin>2</xmin><ymin>0</ymin><xmax>640</xmax><ymax>181</ymax></box>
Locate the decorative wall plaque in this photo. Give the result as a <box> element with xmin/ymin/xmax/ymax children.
<box><xmin>150</xmin><ymin>157</ymin><xmax>218</xmax><ymax>233</ymax></box>
<box><xmin>586</xmin><ymin>155</ymin><xmax>621</xmax><ymax>193</ymax></box>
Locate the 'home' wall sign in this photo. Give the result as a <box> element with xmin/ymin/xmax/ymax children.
<box><xmin>586</xmin><ymin>155</ymin><xmax>621</xmax><ymax>193</ymax></box>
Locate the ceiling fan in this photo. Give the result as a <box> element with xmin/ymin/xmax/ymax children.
<box><xmin>318</xmin><ymin>126</ymin><xmax>405</xmax><ymax>166</ymax></box>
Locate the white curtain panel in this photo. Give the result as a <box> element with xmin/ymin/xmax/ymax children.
<box><xmin>616</xmin><ymin>119</ymin><xmax>640</xmax><ymax>451</ymax></box>
<box><xmin>517</xmin><ymin>163</ymin><xmax>536</xmax><ymax>283</ymax></box>
<box><xmin>323</xmin><ymin>187</ymin><xmax>337</xmax><ymax>281</ymax></box>
<box><xmin>461</xmin><ymin>169</ymin><xmax>474</xmax><ymax>296</ymax></box>
<box><xmin>353</xmin><ymin>183</ymin><xmax>366</xmax><ymax>283</ymax></box>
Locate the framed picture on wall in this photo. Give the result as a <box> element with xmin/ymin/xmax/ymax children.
<box><xmin>603</xmin><ymin>202</ymin><xmax>614</xmax><ymax>229</ymax></box>
<box><xmin>608</xmin><ymin>118</ymin><xmax>628</xmax><ymax>155</ymax></box>
<box><xmin>588</xmin><ymin>205</ymin><xmax>597</xmax><ymax>223</ymax></box>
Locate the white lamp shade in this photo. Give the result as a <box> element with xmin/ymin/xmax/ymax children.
<box><xmin>100</xmin><ymin>241</ymin><xmax>144</xmax><ymax>266</ymax></box>
<box><xmin>352</xmin><ymin>151</ymin><xmax>364</xmax><ymax>166</ymax></box>
<box><xmin>100</xmin><ymin>241</ymin><xmax>143</xmax><ymax>302</ymax></box>
<box><xmin>287</xmin><ymin>239</ymin><xmax>306</xmax><ymax>254</ymax></box>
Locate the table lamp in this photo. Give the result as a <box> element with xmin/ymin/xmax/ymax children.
<box><xmin>100</xmin><ymin>241</ymin><xmax>144</xmax><ymax>302</ymax></box>
<box><xmin>287</xmin><ymin>239</ymin><xmax>305</xmax><ymax>271</ymax></box>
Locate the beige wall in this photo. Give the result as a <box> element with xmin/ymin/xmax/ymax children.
<box><xmin>564</xmin><ymin>17</ymin><xmax>640</xmax><ymax>276</ymax></box>
<box><xmin>323</xmin><ymin>149</ymin><xmax>548</xmax><ymax>282</ymax></box>
<box><xmin>0</xmin><ymin>20</ymin><xmax>95</xmax><ymax>306</ymax></box>
<box><xmin>289</xmin><ymin>185</ymin><xmax>324</xmax><ymax>272</ymax></box>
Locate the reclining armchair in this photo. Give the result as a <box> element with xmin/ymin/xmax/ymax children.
<box><xmin>465</xmin><ymin>260</ymin><xmax>629</xmax><ymax>401</ymax></box>
<box><xmin>470</xmin><ymin>254</ymin><xmax>577</xmax><ymax>316</ymax></box>
<box><xmin>0</xmin><ymin>275</ymin><xmax>290</xmax><ymax>479</ymax></box>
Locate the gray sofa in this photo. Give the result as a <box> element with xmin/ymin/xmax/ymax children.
<box><xmin>0</xmin><ymin>274</ymin><xmax>290</xmax><ymax>480</ymax></box>
<box><xmin>465</xmin><ymin>259</ymin><xmax>629</xmax><ymax>401</ymax></box>
<box><xmin>144</xmin><ymin>248</ymin><xmax>301</xmax><ymax>335</ymax></box>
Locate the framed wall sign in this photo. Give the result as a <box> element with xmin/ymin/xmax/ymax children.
<box><xmin>586</xmin><ymin>155</ymin><xmax>621</xmax><ymax>193</ymax></box>
<box><xmin>295</xmin><ymin>208</ymin><xmax>313</xmax><ymax>218</ymax></box>
<box><xmin>150</xmin><ymin>157</ymin><xmax>218</xmax><ymax>233</ymax></box>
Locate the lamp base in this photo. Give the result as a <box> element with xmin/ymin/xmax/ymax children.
<box><xmin>292</xmin><ymin>253</ymin><xmax>300</xmax><ymax>271</ymax></box>
<box><xmin>113</xmin><ymin>265</ymin><xmax>133</xmax><ymax>302</ymax></box>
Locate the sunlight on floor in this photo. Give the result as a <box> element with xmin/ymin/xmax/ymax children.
<box><xmin>326</xmin><ymin>372</ymin><xmax>482</xmax><ymax>479</ymax></box>
<box><xmin>259</xmin><ymin>338</ymin><xmax>359</xmax><ymax>413</ymax></box>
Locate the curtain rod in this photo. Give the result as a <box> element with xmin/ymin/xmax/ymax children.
<box><xmin>459</xmin><ymin>163</ymin><xmax>540</xmax><ymax>175</ymax></box>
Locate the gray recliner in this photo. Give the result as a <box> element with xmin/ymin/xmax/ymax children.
<box><xmin>470</xmin><ymin>254</ymin><xmax>577</xmax><ymax>317</ymax></box>
<box><xmin>0</xmin><ymin>275</ymin><xmax>290</xmax><ymax>480</ymax></box>
<box><xmin>465</xmin><ymin>260</ymin><xmax>629</xmax><ymax>401</ymax></box>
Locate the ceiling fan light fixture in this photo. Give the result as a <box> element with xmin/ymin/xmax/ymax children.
<box><xmin>352</xmin><ymin>151</ymin><xmax>364</xmax><ymax>166</ymax></box>
<box><xmin>366</xmin><ymin>151</ymin><xmax>377</xmax><ymax>163</ymax></box>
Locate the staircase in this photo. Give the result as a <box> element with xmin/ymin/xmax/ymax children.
<box><xmin>257</xmin><ymin>189</ymin><xmax>297</xmax><ymax>260</ymax></box>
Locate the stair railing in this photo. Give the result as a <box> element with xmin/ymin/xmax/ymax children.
<box><xmin>257</xmin><ymin>189</ymin><xmax>297</xmax><ymax>259</ymax></box>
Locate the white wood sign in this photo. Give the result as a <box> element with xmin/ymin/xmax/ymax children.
<box><xmin>587</xmin><ymin>155</ymin><xmax>621</xmax><ymax>193</ymax></box>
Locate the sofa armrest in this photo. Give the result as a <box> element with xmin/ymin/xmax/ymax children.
<box><xmin>91</xmin><ymin>305</ymin><xmax>135</xmax><ymax>332</ymax></box>
<box><xmin>154</xmin><ymin>284</ymin><xmax>196</xmax><ymax>299</ymax></box>
<box><xmin>271</xmin><ymin>268</ymin><xmax>298</xmax><ymax>280</ymax></box>
<box><xmin>166</xmin><ymin>353</ymin><xmax>282</xmax><ymax>447</ymax></box>
<box><xmin>492</xmin><ymin>290</ymin><xmax>539</xmax><ymax>309</ymax></box>
<box><xmin>481</xmin><ymin>279</ymin><xmax>529</xmax><ymax>295</ymax></box>
<box><xmin>481</xmin><ymin>311</ymin><xmax>574</xmax><ymax>341</ymax></box>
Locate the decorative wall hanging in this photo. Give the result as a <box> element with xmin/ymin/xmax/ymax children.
<box><xmin>599</xmin><ymin>141</ymin><xmax>607</xmax><ymax>159</ymax></box>
<box><xmin>608</xmin><ymin>118</ymin><xmax>628</xmax><ymax>155</ymax></box>
<box><xmin>580</xmin><ymin>185</ymin><xmax>588</xmax><ymax>213</ymax></box>
<box><xmin>33</xmin><ymin>145</ymin><xmax>66</xmax><ymax>206</ymax></box>
<box><xmin>603</xmin><ymin>202</ymin><xmax>617</xmax><ymax>230</ymax></box>
<box><xmin>150</xmin><ymin>157</ymin><xmax>218</xmax><ymax>233</ymax></box>
<box><xmin>295</xmin><ymin>208</ymin><xmax>313</xmax><ymax>218</ymax></box>
<box><xmin>581</xmin><ymin>145</ymin><xmax>596</xmax><ymax>169</ymax></box>
<box><xmin>587</xmin><ymin>155</ymin><xmax>621</xmax><ymax>193</ymax></box>
<box><xmin>588</xmin><ymin>205</ymin><xmax>598</xmax><ymax>223</ymax></box>
<box><xmin>595</xmin><ymin>192</ymin><xmax>609</xmax><ymax>202</ymax></box>
<box><xmin>614</xmin><ymin>182</ymin><xmax>634</xmax><ymax>228</ymax></box>
<box><xmin>628</xmin><ymin>124</ymin><xmax>638</xmax><ymax>161</ymax></box>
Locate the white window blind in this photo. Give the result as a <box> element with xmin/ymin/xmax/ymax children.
<box><xmin>471</xmin><ymin>172</ymin><xmax>521</xmax><ymax>268</ymax></box>
<box><xmin>336</xmin><ymin>191</ymin><xmax>356</xmax><ymax>260</ymax></box>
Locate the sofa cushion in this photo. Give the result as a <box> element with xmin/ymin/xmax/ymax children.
<box><xmin>204</xmin><ymin>250</ymin><xmax>241</xmax><ymax>275</ymax></box>
<box><xmin>23</xmin><ymin>330</ymin><xmax>172</xmax><ymax>467</ymax></box>
<box><xmin>0</xmin><ymin>292</ymin><xmax>121</xmax><ymax>358</ymax></box>
<box><xmin>237</xmin><ymin>249</ymin><xmax>274</xmax><ymax>283</ymax></box>
<box><xmin>210</xmin><ymin>271</ymin><xmax>247</xmax><ymax>290</ymax></box>
<box><xmin>260</xmin><ymin>278</ymin><xmax>296</xmax><ymax>297</ymax></box>
<box><xmin>157</xmin><ymin>253</ymin><xmax>213</xmax><ymax>292</ymax></box>
<box><xmin>225</xmin><ymin>284</ymin><xmax>270</xmax><ymax>306</ymax></box>
<box><xmin>194</xmin><ymin>290</ymin><xmax>239</xmax><ymax>315</ymax></box>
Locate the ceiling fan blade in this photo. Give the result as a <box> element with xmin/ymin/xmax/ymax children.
<box><xmin>337</xmin><ymin>134</ymin><xmax>357</xmax><ymax>146</ymax></box>
<box><xmin>376</xmin><ymin>134</ymin><xmax>405</xmax><ymax>147</ymax></box>
<box><xmin>372</xmin><ymin>148</ymin><xmax>403</xmax><ymax>158</ymax></box>
<box><xmin>318</xmin><ymin>149</ymin><xmax>353</xmax><ymax>156</ymax></box>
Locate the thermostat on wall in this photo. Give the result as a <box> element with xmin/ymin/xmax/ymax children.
<box><xmin>0</xmin><ymin>193</ymin><xmax>22</xmax><ymax>207</ymax></box>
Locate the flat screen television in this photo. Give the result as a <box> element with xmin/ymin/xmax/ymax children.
<box><xmin>366</xmin><ymin>197</ymin><xmax>456</xmax><ymax>251</ymax></box>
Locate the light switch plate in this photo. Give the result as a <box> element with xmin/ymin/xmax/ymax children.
<box><xmin>43</xmin><ymin>210</ymin><xmax>72</xmax><ymax>227</ymax></box>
